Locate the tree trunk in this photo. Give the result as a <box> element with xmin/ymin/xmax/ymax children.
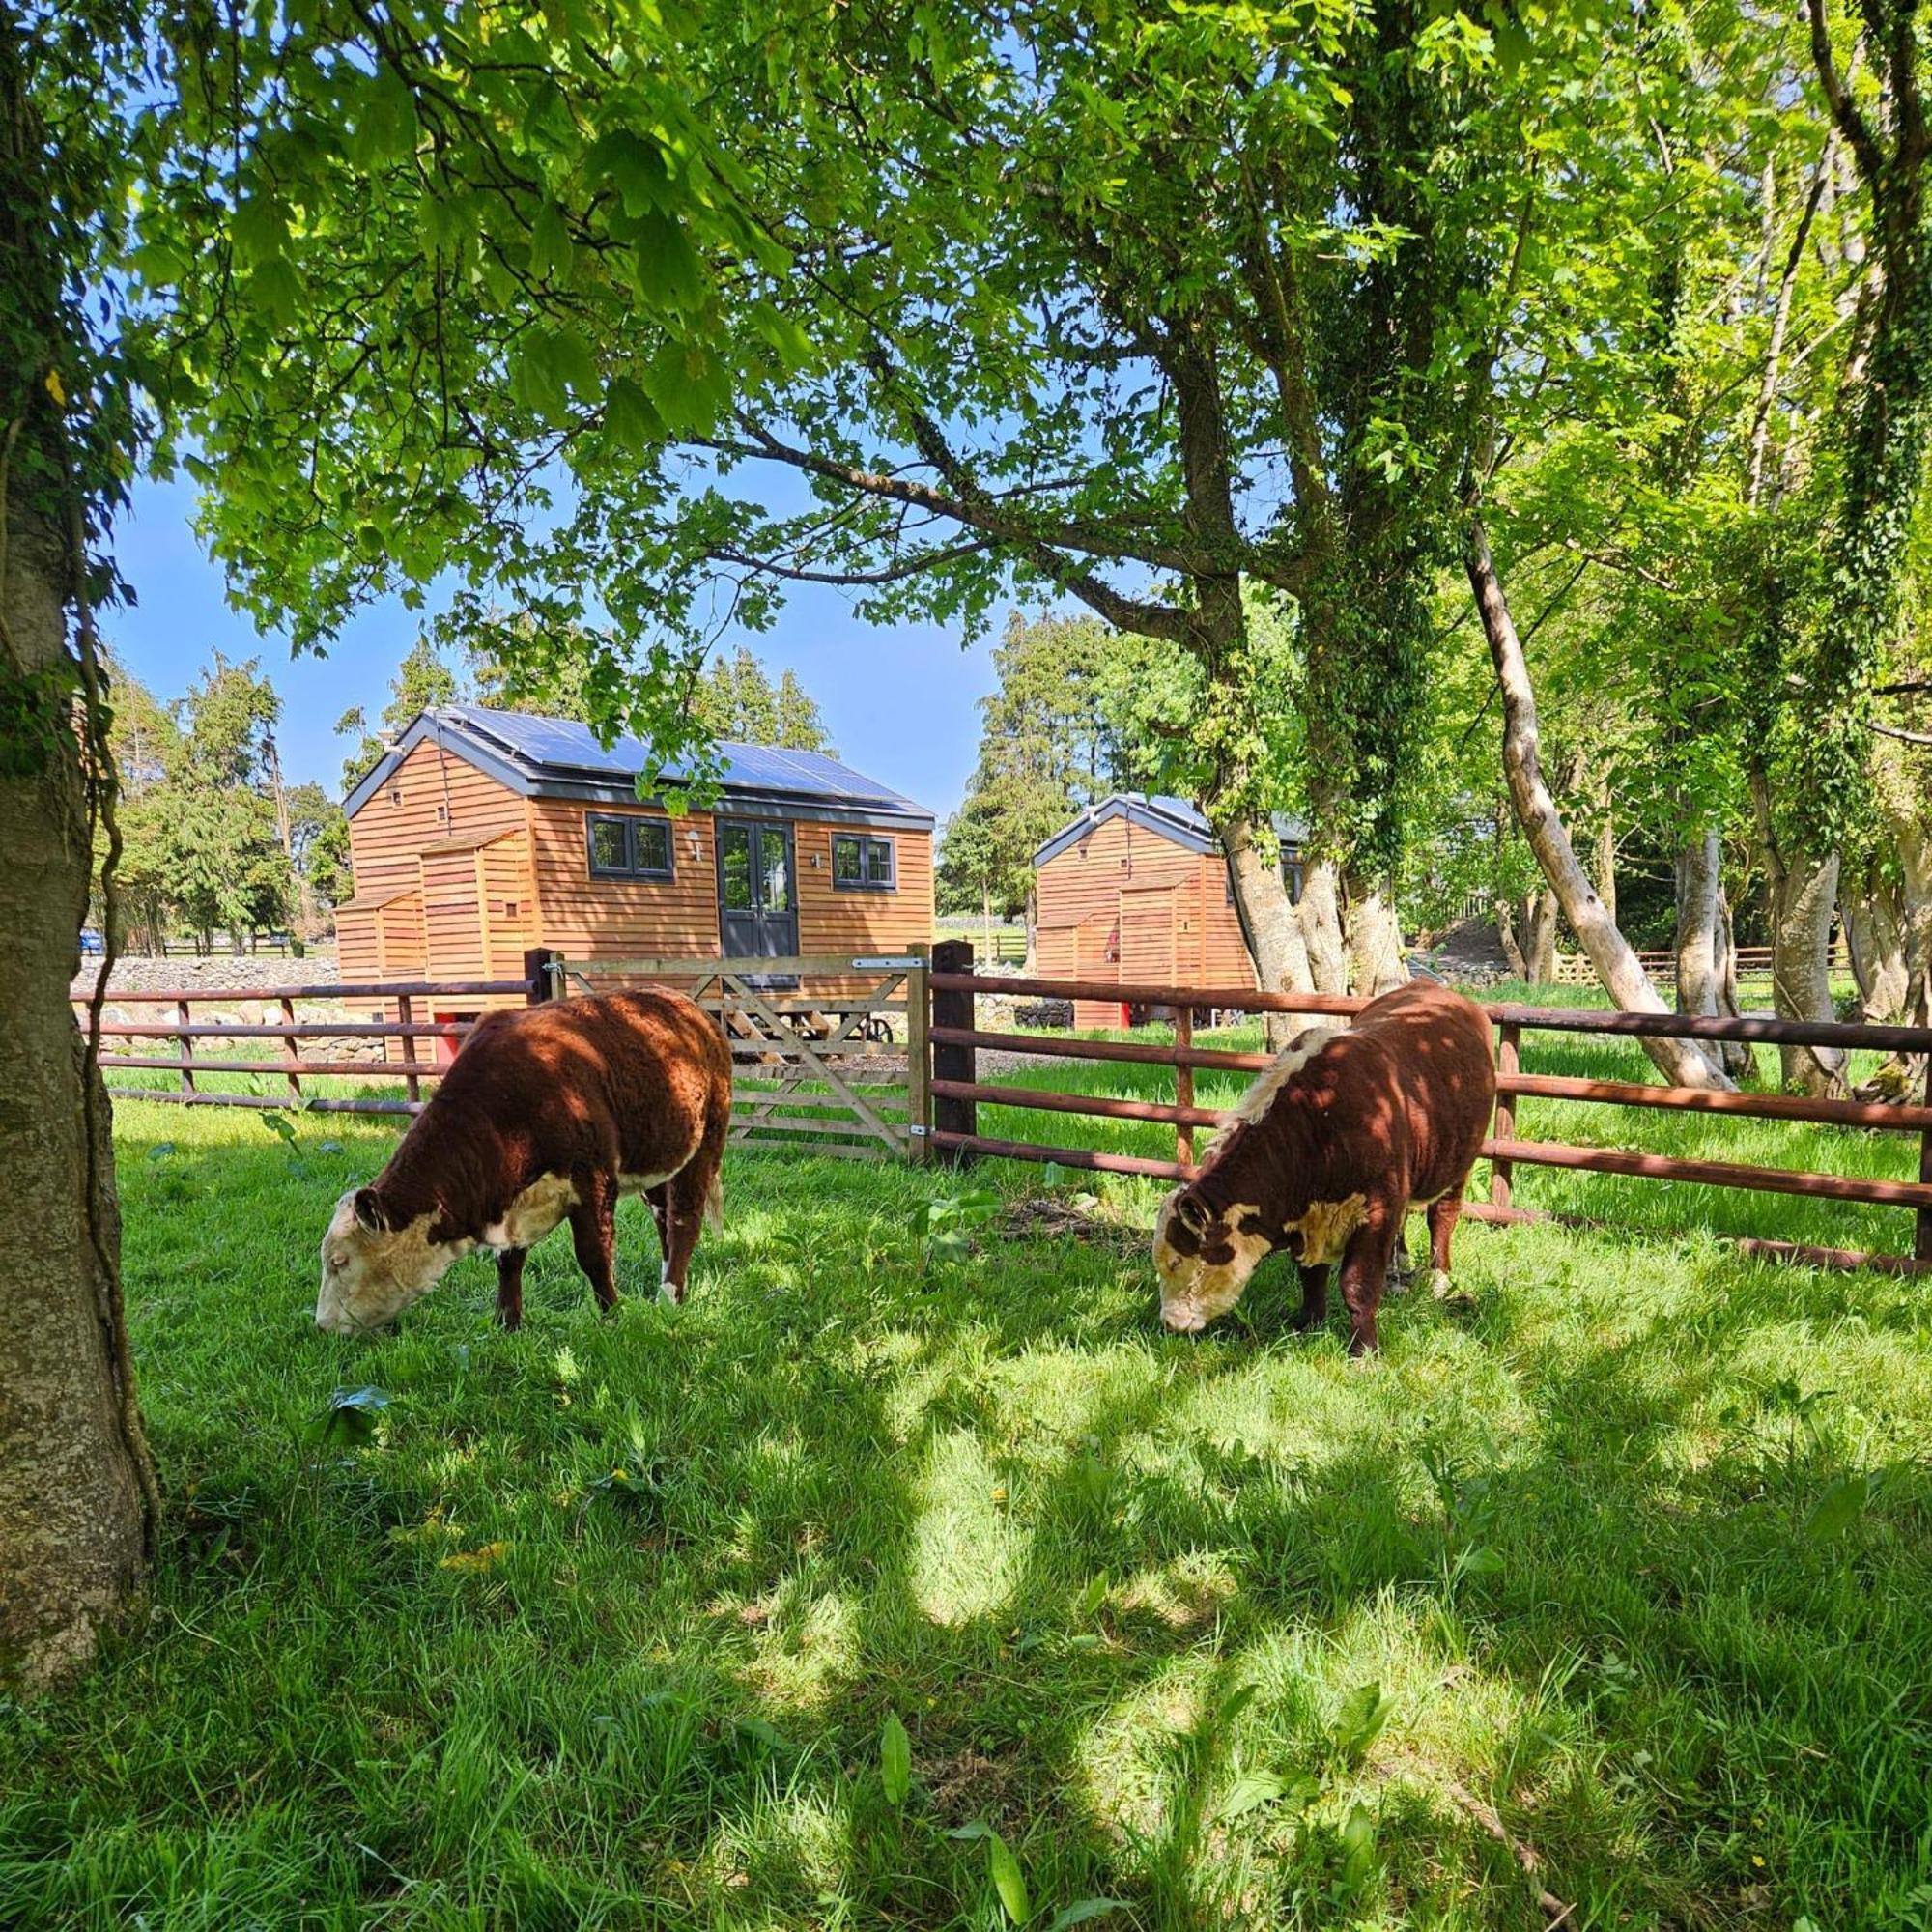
<box><xmin>1218</xmin><ymin>815</ymin><xmax>1313</xmax><ymax>1049</ymax></box>
<box><xmin>1714</xmin><ymin>884</ymin><xmax>1758</xmax><ymax>1079</ymax></box>
<box><xmin>1593</xmin><ymin>784</ymin><xmax>1617</xmax><ymax>929</ymax></box>
<box><xmin>1521</xmin><ymin>888</ymin><xmax>1558</xmax><ymax>985</ymax></box>
<box><xmin>1345</xmin><ymin>890</ymin><xmax>1408</xmax><ymax>996</ymax></box>
<box><xmin>1674</xmin><ymin>828</ymin><xmax>1721</xmax><ymax>1019</ymax></box>
<box><xmin>0</xmin><ymin>442</ymin><xmax>155</xmax><ymax>1692</ymax></box>
<box><xmin>1751</xmin><ymin>771</ymin><xmax>1848</xmax><ymax>1096</ymax></box>
<box><xmin>1855</xmin><ymin>796</ymin><xmax>1932</xmax><ymax>1096</ymax></box>
<box><xmin>1770</xmin><ymin>852</ymin><xmax>1846</xmax><ymax>1095</ymax></box>
<box><xmin>1296</xmin><ymin>858</ymin><xmax>1348</xmax><ymax>995</ymax></box>
<box><xmin>1465</xmin><ymin>521</ymin><xmax>1732</xmax><ymax>1089</ymax></box>
<box><xmin>1842</xmin><ymin>863</ymin><xmax>1910</xmax><ymax>1022</ymax></box>
<box><xmin>1493</xmin><ymin>896</ymin><xmax>1529</xmax><ymax>980</ymax></box>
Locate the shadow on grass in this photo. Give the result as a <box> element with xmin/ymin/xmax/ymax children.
<box><xmin>5</xmin><ymin>1115</ymin><xmax>1932</xmax><ymax>1929</ymax></box>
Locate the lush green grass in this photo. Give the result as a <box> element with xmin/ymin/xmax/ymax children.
<box><xmin>6</xmin><ymin>1098</ymin><xmax>1932</xmax><ymax>1928</ymax></box>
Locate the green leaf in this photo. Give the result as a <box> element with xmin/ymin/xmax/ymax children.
<box><xmin>1331</xmin><ymin>1682</ymin><xmax>1394</xmax><ymax>1764</ymax></box>
<box><xmin>247</xmin><ymin>256</ymin><xmax>304</xmax><ymax>327</ymax></box>
<box><xmin>230</xmin><ymin>195</ymin><xmax>288</xmax><ymax>264</ymax></box>
<box><xmin>322</xmin><ymin>1385</ymin><xmax>391</xmax><ymax>1442</ymax></box>
<box><xmin>511</xmin><ymin>340</ymin><xmax>572</xmax><ymax>425</ymax></box>
<box><xmin>1046</xmin><ymin>1904</ymin><xmax>1125</xmax><ymax>1930</ymax></box>
<box><xmin>1221</xmin><ymin>1770</ymin><xmax>1288</xmax><ymax>1819</ymax></box>
<box><xmin>1802</xmin><ymin>1474</ymin><xmax>1869</xmax><ymax>1545</ymax></box>
<box><xmin>588</xmin><ymin>128</ymin><xmax>671</xmax><ymax>216</ymax></box>
<box><xmin>603</xmin><ymin>375</ymin><xmax>665</xmax><ymax>452</ymax></box>
<box><xmin>349</xmin><ymin>65</ymin><xmax>419</xmax><ymax>169</ymax></box>
<box><xmin>986</xmin><ymin>1830</ymin><xmax>1029</xmax><ymax>1924</ymax></box>
<box><xmin>1339</xmin><ymin>1801</ymin><xmax>1377</xmax><ymax>1882</ymax></box>
<box><xmin>881</xmin><ymin>1711</ymin><xmax>912</xmax><ymax>1805</ymax></box>
<box><xmin>1458</xmin><ymin>1544</ymin><xmax>1505</xmax><ymax>1577</ymax></box>
<box><xmin>529</xmin><ymin>200</ymin><xmax>575</xmax><ymax>280</ymax></box>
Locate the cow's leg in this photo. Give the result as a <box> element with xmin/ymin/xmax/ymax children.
<box><xmin>659</xmin><ymin>1127</ymin><xmax>724</xmax><ymax>1305</ymax></box>
<box><xmin>1384</xmin><ymin>1220</ymin><xmax>1417</xmax><ymax>1296</ymax></box>
<box><xmin>1424</xmin><ymin>1193</ymin><xmax>1464</xmax><ymax>1298</ymax></box>
<box><xmin>1337</xmin><ymin>1216</ymin><xmax>1400</xmax><ymax>1356</ymax></box>
<box><xmin>645</xmin><ymin>1182</ymin><xmax>670</xmax><ymax>1272</ymax></box>
<box><xmin>567</xmin><ymin>1171</ymin><xmax>620</xmax><ymax>1314</ymax></box>
<box><xmin>496</xmin><ymin>1248</ymin><xmax>528</xmax><ymax>1330</ymax></box>
<box><xmin>1292</xmin><ymin>1262</ymin><xmax>1330</xmax><ymax>1333</ymax></box>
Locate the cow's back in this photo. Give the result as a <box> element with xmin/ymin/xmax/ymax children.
<box><xmin>1345</xmin><ymin>980</ymin><xmax>1494</xmax><ymax>1199</ymax></box>
<box><xmin>435</xmin><ymin>989</ymin><xmax>729</xmax><ymax>1179</ymax></box>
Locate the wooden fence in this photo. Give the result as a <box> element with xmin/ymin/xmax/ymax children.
<box><xmin>74</xmin><ymin>968</ymin><xmax>545</xmax><ymax>1116</ymax></box>
<box><xmin>82</xmin><ymin>941</ymin><xmax>1932</xmax><ymax>1274</ymax></box>
<box><xmin>1553</xmin><ymin>944</ymin><xmax>1844</xmax><ymax>987</ymax></box>
<box><xmin>923</xmin><ymin>946</ymin><xmax>1932</xmax><ymax>1278</ymax></box>
<box><xmin>549</xmin><ymin>952</ymin><xmax>927</xmax><ymax>1161</ymax></box>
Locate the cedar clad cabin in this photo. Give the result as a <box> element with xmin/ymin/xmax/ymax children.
<box><xmin>1033</xmin><ymin>795</ymin><xmax>1305</xmax><ymax>1028</ymax></box>
<box><xmin>337</xmin><ymin>707</ymin><xmax>935</xmax><ymax>1036</ymax></box>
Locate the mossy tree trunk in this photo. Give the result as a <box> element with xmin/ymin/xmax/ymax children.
<box><xmin>0</xmin><ymin>20</ymin><xmax>156</xmax><ymax>1694</ymax></box>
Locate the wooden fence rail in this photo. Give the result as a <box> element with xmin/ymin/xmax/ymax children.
<box><xmin>74</xmin><ymin>965</ymin><xmax>545</xmax><ymax>1118</ymax></box>
<box><xmin>923</xmin><ymin>961</ymin><xmax>1932</xmax><ymax>1277</ymax></box>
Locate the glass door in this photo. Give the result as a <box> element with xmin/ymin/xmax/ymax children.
<box><xmin>716</xmin><ymin>820</ymin><xmax>798</xmax><ymax>960</ymax></box>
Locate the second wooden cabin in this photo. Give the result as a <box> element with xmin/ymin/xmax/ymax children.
<box><xmin>1032</xmin><ymin>795</ymin><xmax>1305</xmax><ymax>1027</ymax></box>
<box><xmin>336</xmin><ymin>706</ymin><xmax>935</xmax><ymax>1047</ymax></box>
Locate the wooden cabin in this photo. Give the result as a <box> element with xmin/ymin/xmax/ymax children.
<box><xmin>1032</xmin><ymin>795</ymin><xmax>1304</xmax><ymax>1028</ymax></box>
<box><xmin>336</xmin><ymin>706</ymin><xmax>934</xmax><ymax>1043</ymax></box>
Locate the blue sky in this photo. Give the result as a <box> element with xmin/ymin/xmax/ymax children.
<box><xmin>104</xmin><ymin>473</ymin><xmax>1000</xmax><ymax>822</ymax></box>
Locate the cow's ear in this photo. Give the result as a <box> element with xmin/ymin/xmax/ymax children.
<box><xmin>353</xmin><ymin>1187</ymin><xmax>386</xmax><ymax>1234</ymax></box>
<box><xmin>1176</xmin><ymin>1191</ymin><xmax>1211</xmax><ymax>1235</ymax></box>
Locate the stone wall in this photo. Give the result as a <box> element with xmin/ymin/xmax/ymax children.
<box><xmin>69</xmin><ymin>950</ymin><xmax>339</xmax><ymax>1001</ymax></box>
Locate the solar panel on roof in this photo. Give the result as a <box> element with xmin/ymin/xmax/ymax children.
<box><xmin>437</xmin><ymin>705</ymin><xmax>919</xmax><ymax>810</ymax></box>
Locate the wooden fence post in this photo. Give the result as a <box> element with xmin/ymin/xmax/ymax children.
<box><xmin>177</xmin><ymin>998</ymin><xmax>196</xmax><ymax>1102</ymax></box>
<box><xmin>397</xmin><ymin>992</ymin><xmax>421</xmax><ymax>1107</ymax></box>
<box><xmin>1918</xmin><ymin>1054</ymin><xmax>1932</xmax><ymax>1263</ymax></box>
<box><xmin>1174</xmin><ymin>1004</ymin><xmax>1195</xmax><ymax>1168</ymax></box>
<box><xmin>526</xmin><ymin>947</ymin><xmax>557</xmax><ymax>1005</ymax></box>
<box><xmin>931</xmin><ymin>938</ymin><xmax>977</xmax><ymax>1165</ymax></box>
<box><xmin>279</xmin><ymin>996</ymin><xmax>301</xmax><ymax>1101</ymax></box>
<box><xmin>1491</xmin><ymin>1020</ymin><xmax>1519</xmax><ymax>1212</ymax></box>
<box><xmin>906</xmin><ymin>943</ymin><xmax>932</xmax><ymax>1163</ymax></box>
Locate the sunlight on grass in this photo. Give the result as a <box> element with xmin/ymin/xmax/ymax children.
<box><xmin>3</xmin><ymin>1097</ymin><xmax>1931</xmax><ymax>1926</ymax></box>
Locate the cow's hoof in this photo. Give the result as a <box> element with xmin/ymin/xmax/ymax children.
<box><xmin>1424</xmin><ymin>1268</ymin><xmax>1454</xmax><ymax>1299</ymax></box>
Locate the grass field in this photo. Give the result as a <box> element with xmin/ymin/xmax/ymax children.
<box><xmin>5</xmin><ymin>1073</ymin><xmax>1932</xmax><ymax>1929</ymax></box>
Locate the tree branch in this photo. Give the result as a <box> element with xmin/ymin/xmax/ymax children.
<box><xmin>706</xmin><ymin>423</ymin><xmax>1211</xmax><ymax>575</ymax></box>
<box><xmin>1807</xmin><ymin>0</ymin><xmax>1889</xmax><ymax>186</ymax></box>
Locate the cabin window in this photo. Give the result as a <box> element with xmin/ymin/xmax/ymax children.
<box><xmin>586</xmin><ymin>812</ymin><xmax>674</xmax><ymax>881</ymax></box>
<box><xmin>832</xmin><ymin>833</ymin><xmax>895</xmax><ymax>892</ymax></box>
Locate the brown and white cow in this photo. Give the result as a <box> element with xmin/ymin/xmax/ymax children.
<box><xmin>317</xmin><ymin>989</ymin><xmax>731</xmax><ymax>1336</ymax></box>
<box><xmin>1153</xmin><ymin>980</ymin><xmax>1495</xmax><ymax>1352</ymax></box>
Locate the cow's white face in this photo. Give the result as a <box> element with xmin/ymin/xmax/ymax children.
<box><xmin>1153</xmin><ymin>1189</ymin><xmax>1272</xmax><ymax>1334</ymax></box>
<box><xmin>316</xmin><ymin>1188</ymin><xmax>466</xmax><ymax>1336</ymax></box>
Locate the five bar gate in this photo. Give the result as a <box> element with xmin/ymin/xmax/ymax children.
<box><xmin>547</xmin><ymin>951</ymin><xmax>929</xmax><ymax>1161</ymax></box>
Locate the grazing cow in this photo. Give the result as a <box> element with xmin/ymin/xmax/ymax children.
<box><xmin>317</xmin><ymin>989</ymin><xmax>731</xmax><ymax>1336</ymax></box>
<box><xmin>1152</xmin><ymin>980</ymin><xmax>1495</xmax><ymax>1352</ymax></box>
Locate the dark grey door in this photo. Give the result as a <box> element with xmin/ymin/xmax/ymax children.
<box><xmin>717</xmin><ymin>819</ymin><xmax>798</xmax><ymax>959</ymax></box>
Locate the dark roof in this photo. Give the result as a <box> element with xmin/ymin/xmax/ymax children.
<box><xmin>1033</xmin><ymin>794</ymin><xmax>1306</xmax><ymax>868</ymax></box>
<box><xmin>344</xmin><ymin>705</ymin><xmax>933</xmax><ymax>829</ymax></box>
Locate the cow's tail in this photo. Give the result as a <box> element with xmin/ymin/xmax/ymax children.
<box><xmin>704</xmin><ymin>1164</ymin><xmax>724</xmax><ymax>1232</ymax></box>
